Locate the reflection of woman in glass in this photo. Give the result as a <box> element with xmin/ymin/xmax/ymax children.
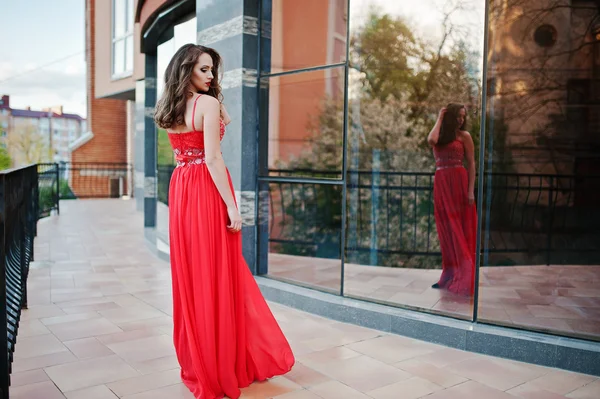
<box><xmin>154</xmin><ymin>44</ymin><xmax>294</xmax><ymax>399</ymax></box>
<box><xmin>427</xmin><ymin>104</ymin><xmax>477</xmax><ymax>296</ymax></box>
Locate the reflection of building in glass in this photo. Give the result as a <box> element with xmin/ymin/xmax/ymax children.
<box><xmin>484</xmin><ymin>1</ymin><xmax>600</xmax><ymax>260</ymax></box>
<box><xmin>266</xmin><ymin>0</ymin><xmax>347</xmax><ymax>168</ymax></box>
<box><xmin>487</xmin><ymin>0</ymin><xmax>600</xmax><ymax>177</ymax></box>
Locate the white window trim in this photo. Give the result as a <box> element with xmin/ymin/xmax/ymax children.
<box><xmin>111</xmin><ymin>0</ymin><xmax>134</xmax><ymax>80</ymax></box>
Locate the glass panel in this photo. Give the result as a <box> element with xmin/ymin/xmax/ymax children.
<box><xmin>125</xmin><ymin>35</ymin><xmax>134</xmax><ymax>72</ymax></box>
<box><xmin>479</xmin><ymin>1</ymin><xmax>600</xmax><ymax>340</ymax></box>
<box><xmin>113</xmin><ymin>0</ymin><xmax>126</xmax><ymax>38</ymax></box>
<box><xmin>259</xmin><ymin>181</ymin><xmax>342</xmax><ymax>293</ymax></box>
<box><xmin>343</xmin><ymin>0</ymin><xmax>486</xmax><ymax>319</ymax></box>
<box><xmin>261</xmin><ymin>0</ymin><xmax>347</xmax><ymax>74</ymax></box>
<box><xmin>260</xmin><ymin>67</ymin><xmax>345</xmax><ymax>179</ymax></box>
<box><xmin>113</xmin><ymin>39</ymin><xmax>125</xmax><ymax>76</ymax></box>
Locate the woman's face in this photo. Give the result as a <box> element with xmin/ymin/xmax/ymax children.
<box><xmin>456</xmin><ymin>107</ymin><xmax>466</xmax><ymax>129</ymax></box>
<box><xmin>190</xmin><ymin>52</ymin><xmax>214</xmax><ymax>92</ymax></box>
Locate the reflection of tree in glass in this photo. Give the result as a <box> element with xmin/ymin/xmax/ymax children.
<box><xmin>285</xmin><ymin>8</ymin><xmax>484</xmax><ymax>173</ymax></box>
<box><xmin>275</xmin><ymin>6</ymin><xmax>512</xmax><ymax>268</ymax></box>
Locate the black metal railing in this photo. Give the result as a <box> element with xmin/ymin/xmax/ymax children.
<box><xmin>35</xmin><ymin>163</ymin><xmax>133</xmax><ymax>220</ymax></box>
<box><xmin>265</xmin><ymin>169</ymin><xmax>600</xmax><ymax>267</ymax></box>
<box><xmin>56</xmin><ymin>162</ymin><xmax>132</xmax><ymax>199</ymax></box>
<box><xmin>483</xmin><ymin>172</ymin><xmax>600</xmax><ymax>265</ymax></box>
<box><xmin>147</xmin><ymin>165</ymin><xmax>600</xmax><ymax>266</ymax></box>
<box><xmin>37</xmin><ymin>163</ymin><xmax>60</xmax><ymax>218</ymax></box>
<box><xmin>0</xmin><ymin>165</ymin><xmax>37</xmax><ymax>398</ymax></box>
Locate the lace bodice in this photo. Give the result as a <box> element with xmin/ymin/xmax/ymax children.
<box><xmin>168</xmin><ymin>120</ymin><xmax>225</xmax><ymax>167</ymax></box>
<box><xmin>433</xmin><ymin>140</ymin><xmax>464</xmax><ymax>170</ymax></box>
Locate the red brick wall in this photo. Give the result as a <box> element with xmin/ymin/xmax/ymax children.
<box><xmin>72</xmin><ymin>0</ymin><xmax>128</xmax><ymax>197</ymax></box>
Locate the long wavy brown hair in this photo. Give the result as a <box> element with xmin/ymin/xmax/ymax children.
<box><xmin>154</xmin><ymin>44</ymin><xmax>223</xmax><ymax>129</ymax></box>
<box><xmin>437</xmin><ymin>103</ymin><xmax>467</xmax><ymax>146</ymax></box>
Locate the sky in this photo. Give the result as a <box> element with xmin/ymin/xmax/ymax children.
<box><xmin>0</xmin><ymin>0</ymin><xmax>86</xmax><ymax>117</ymax></box>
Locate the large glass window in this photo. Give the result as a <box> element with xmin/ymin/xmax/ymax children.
<box><xmin>112</xmin><ymin>0</ymin><xmax>134</xmax><ymax>78</ymax></box>
<box><xmin>258</xmin><ymin>0</ymin><xmax>600</xmax><ymax>340</ymax></box>
<box><xmin>479</xmin><ymin>0</ymin><xmax>600</xmax><ymax>340</ymax></box>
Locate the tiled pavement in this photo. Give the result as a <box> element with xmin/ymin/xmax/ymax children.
<box><xmin>11</xmin><ymin>199</ymin><xmax>600</xmax><ymax>398</ymax></box>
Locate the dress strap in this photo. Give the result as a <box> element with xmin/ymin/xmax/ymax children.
<box><xmin>191</xmin><ymin>94</ymin><xmax>202</xmax><ymax>132</ymax></box>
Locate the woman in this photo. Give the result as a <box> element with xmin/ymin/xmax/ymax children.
<box><xmin>427</xmin><ymin>104</ymin><xmax>477</xmax><ymax>296</ymax></box>
<box><xmin>154</xmin><ymin>44</ymin><xmax>294</xmax><ymax>399</ymax></box>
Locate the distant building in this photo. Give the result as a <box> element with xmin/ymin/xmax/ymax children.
<box><xmin>0</xmin><ymin>95</ymin><xmax>87</xmax><ymax>166</ymax></box>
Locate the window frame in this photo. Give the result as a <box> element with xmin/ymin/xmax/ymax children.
<box><xmin>111</xmin><ymin>0</ymin><xmax>134</xmax><ymax>79</ymax></box>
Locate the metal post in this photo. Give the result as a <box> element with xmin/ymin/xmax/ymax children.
<box><xmin>473</xmin><ymin>0</ymin><xmax>493</xmax><ymax>324</ymax></box>
<box><xmin>55</xmin><ymin>163</ymin><xmax>60</xmax><ymax>215</ymax></box>
<box><xmin>20</xmin><ymin>205</ymin><xmax>27</xmax><ymax>310</ymax></box>
<box><xmin>33</xmin><ymin>167</ymin><xmax>39</xmax><ymax>236</ymax></box>
<box><xmin>546</xmin><ymin>176</ymin><xmax>554</xmax><ymax>265</ymax></box>
<box><xmin>370</xmin><ymin>149</ymin><xmax>380</xmax><ymax>266</ymax></box>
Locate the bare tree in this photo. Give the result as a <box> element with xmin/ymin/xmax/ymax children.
<box><xmin>8</xmin><ymin>124</ymin><xmax>52</xmax><ymax>166</ymax></box>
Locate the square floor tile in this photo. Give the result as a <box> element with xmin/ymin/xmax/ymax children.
<box><xmin>44</xmin><ymin>355</ymin><xmax>141</xmax><ymax>392</ymax></box>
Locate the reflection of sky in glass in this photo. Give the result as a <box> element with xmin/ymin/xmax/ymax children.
<box><xmin>157</xmin><ymin>38</ymin><xmax>176</xmax><ymax>98</ymax></box>
<box><xmin>175</xmin><ymin>18</ymin><xmax>197</xmax><ymax>50</ymax></box>
<box><xmin>351</xmin><ymin>0</ymin><xmax>485</xmax><ymax>47</ymax></box>
<box><xmin>156</xmin><ymin>17</ymin><xmax>197</xmax><ymax>98</ymax></box>
<box><xmin>348</xmin><ymin>0</ymin><xmax>486</xmax><ymax>97</ymax></box>
<box><xmin>351</xmin><ymin>0</ymin><xmax>485</xmax><ymax>77</ymax></box>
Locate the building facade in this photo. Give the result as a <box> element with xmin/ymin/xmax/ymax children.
<box><xmin>0</xmin><ymin>95</ymin><xmax>86</xmax><ymax>166</ymax></box>
<box><xmin>88</xmin><ymin>0</ymin><xmax>600</xmax><ymax>374</ymax></box>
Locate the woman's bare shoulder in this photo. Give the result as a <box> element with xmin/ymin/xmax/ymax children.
<box><xmin>191</xmin><ymin>94</ymin><xmax>219</xmax><ymax>120</ymax></box>
<box><xmin>195</xmin><ymin>94</ymin><xmax>219</xmax><ymax>107</ymax></box>
<box><xmin>457</xmin><ymin>130</ymin><xmax>473</xmax><ymax>142</ymax></box>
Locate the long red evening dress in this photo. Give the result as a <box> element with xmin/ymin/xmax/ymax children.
<box><xmin>432</xmin><ymin>139</ymin><xmax>477</xmax><ymax>296</ymax></box>
<box><xmin>167</xmin><ymin>96</ymin><xmax>295</xmax><ymax>399</ymax></box>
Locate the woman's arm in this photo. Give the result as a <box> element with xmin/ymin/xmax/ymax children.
<box><xmin>461</xmin><ymin>131</ymin><xmax>476</xmax><ymax>205</ymax></box>
<box><xmin>427</xmin><ymin>108</ymin><xmax>446</xmax><ymax>146</ymax></box>
<box><xmin>220</xmin><ymin>103</ymin><xmax>232</xmax><ymax>126</ymax></box>
<box><xmin>199</xmin><ymin>96</ymin><xmax>242</xmax><ymax>231</ymax></box>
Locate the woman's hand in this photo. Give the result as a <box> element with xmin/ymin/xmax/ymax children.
<box><xmin>467</xmin><ymin>192</ymin><xmax>475</xmax><ymax>205</ymax></box>
<box><xmin>227</xmin><ymin>206</ymin><xmax>242</xmax><ymax>233</ymax></box>
<box><xmin>220</xmin><ymin>103</ymin><xmax>232</xmax><ymax>125</ymax></box>
<box><xmin>438</xmin><ymin>107</ymin><xmax>447</xmax><ymax>121</ymax></box>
